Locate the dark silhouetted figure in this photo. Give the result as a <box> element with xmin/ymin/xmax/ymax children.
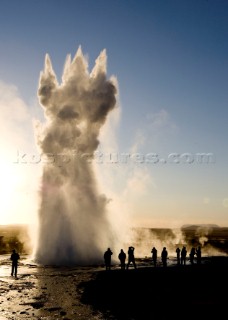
<box><xmin>151</xmin><ymin>247</ymin><xmax>157</xmax><ymax>267</ymax></box>
<box><xmin>161</xmin><ymin>247</ymin><xmax>168</xmax><ymax>267</ymax></box>
<box><xmin>104</xmin><ymin>248</ymin><xmax>113</xmax><ymax>270</ymax></box>
<box><xmin>126</xmin><ymin>246</ymin><xmax>136</xmax><ymax>269</ymax></box>
<box><xmin>196</xmin><ymin>246</ymin><xmax>202</xmax><ymax>264</ymax></box>
<box><xmin>118</xmin><ymin>249</ymin><xmax>126</xmax><ymax>270</ymax></box>
<box><xmin>176</xmin><ymin>247</ymin><xmax>181</xmax><ymax>265</ymax></box>
<box><xmin>181</xmin><ymin>246</ymin><xmax>187</xmax><ymax>265</ymax></box>
<box><xmin>10</xmin><ymin>249</ymin><xmax>20</xmax><ymax>278</ymax></box>
<box><xmin>189</xmin><ymin>247</ymin><xmax>196</xmax><ymax>264</ymax></box>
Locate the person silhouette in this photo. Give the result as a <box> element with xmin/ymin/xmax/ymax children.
<box><xmin>151</xmin><ymin>247</ymin><xmax>157</xmax><ymax>267</ymax></box>
<box><xmin>161</xmin><ymin>247</ymin><xmax>168</xmax><ymax>267</ymax></box>
<box><xmin>10</xmin><ymin>249</ymin><xmax>20</xmax><ymax>278</ymax></box>
<box><xmin>176</xmin><ymin>247</ymin><xmax>181</xmax><ymax>265</ymax></box>
<box><xmin>196</xmin><ymin>246</ymin><xmax>202</xmax><ymax>264</ymax></box>
<box><xmin>126</xmin><ymin>246</ymin><xmax>136</xmax><ymax>269</ymax></box>
<box><xmin>104</xmin><ymin>248</ymin><xmax>113</xmax><ymax>270</ymax></box>
<box><xmin>189</xmin><ymin>247</ymin><xmax>196</xmax><ymax>264</ymax></box>
<box><xmin>118</xmin><ymin>249</ymin><xmax>126</xmax><ymax>270</ymax></box>
<box><xmin>181</xmin><ymin>246</ymin><xmax>187</xmax><ymax>265</ymax></box>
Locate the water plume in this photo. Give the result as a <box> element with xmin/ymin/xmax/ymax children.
<box><xmin>34</xmin><ymin>47</ymin><xmax>117</xmax><ymax>265</ymax></box>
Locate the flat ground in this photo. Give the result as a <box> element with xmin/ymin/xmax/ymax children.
<box><xmin>0</xmin><ymin>255</ymin><xmax>228</xmax><ymax>319</ymax></box>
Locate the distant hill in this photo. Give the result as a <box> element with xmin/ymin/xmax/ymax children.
<box><xmin>181</xmin><ymin>224</ymin><xmax>220</xmax><ymax>229</ymax></box>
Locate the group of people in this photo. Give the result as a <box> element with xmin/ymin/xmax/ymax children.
<box><xmin>175</xmin><ymin>246</ymin><xmax>202</xmax><ymax>265</ymax></box>
<box><xmin>104</xmin><ymin>246</ymin><xmax>137</xmax><ymax>270</ymax></box>
<box><xmin>154</xmin><ymin>245</ymin><xmax>202</xmax><ymax>267</ymax></box>
<box><xmin>9</xmin><ymin>245</ymin><xmax>202</xmax><ymax>277</ymax></box>
<box><xmin>104</xmin><ymin>245</ymin><xmax>202</xmax><ymax>270</ymax></box>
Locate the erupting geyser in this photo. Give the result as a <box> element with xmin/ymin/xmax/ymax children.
<box><xmin>34</xmin><ymin>47</ymin><xmax>117</xmax><ymax>265</ymax></box>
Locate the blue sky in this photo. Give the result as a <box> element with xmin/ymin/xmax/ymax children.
<box><xmin>0</xmin><ymin>0</ymin><xmax>228</xmax><ymax>227</ymax></box>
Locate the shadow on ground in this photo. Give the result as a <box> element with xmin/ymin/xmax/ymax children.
<box><xmin>79</xmin><ymin>257</ymin><xmax>228</xmax><ymax>320</ymax></box>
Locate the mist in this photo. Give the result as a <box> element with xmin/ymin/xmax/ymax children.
<box><xmin>125</xmin><ymin>225</ymin><xmax>228</xmax><ymax>259</ymax></box>
<box><xmin>34</xmin><ymin>47</ymin><xmax>118</xmax><ymax>265</ymax></box>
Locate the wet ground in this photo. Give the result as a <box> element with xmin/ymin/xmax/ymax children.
<box><xmin>0</xmin><ymin>255</ymin><xmax>104</xmax><ymax>320</ymax></box>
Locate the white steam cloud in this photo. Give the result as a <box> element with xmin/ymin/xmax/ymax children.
<box><xmin>34</xmin><ymin>47</ymin><xmax>118</xmax><ymax>265</ymax></box>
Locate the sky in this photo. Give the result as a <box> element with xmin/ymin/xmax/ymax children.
<box><xmin>0</xmin><ymin>0</ymin><xmax>228</xmax><ymax>228</ymax></box>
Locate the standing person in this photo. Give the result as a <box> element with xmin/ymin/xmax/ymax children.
<box><xmin>161</xmin><ymin>247</ymin><xmax>168</xmax><ymax>267</ymax></box>
<box><xmin>189</xmin><ymin>247</ymin><xmax>196</xmax><ymax>264</ymax></box>
<box><xmin>118</xmin><ymin>249</ymin><xmax>126</xmax><ymax>270</ymax></box>
<box><xmin>181</xmin><ymin>246</ymin><xmax>187</xmax><ymax>265</ymax></box>
<box><xmin>126</xmin><ymin>246</ymin><xmax>136</xmax><ymax>269</ymax></box>
<box><xmin>104</xmin><ymin>248</ymin><xmax>113</xmax><ymax>270</ymax></box>
<box><xmin>176</xmin><ymin>247</ymin><xmax>181</xmax><ymax>265</ymax></box>
<box><xmin>10</xmin><ymin>249</ymin><xmax>20</xmax><ymax>278</ymax></box>
<box><xmin>151</xmin><ymin>247</ymin><xmax>157</xmax><ymax>267</ymax></box>
<box><xmin>196</xmin><ymin>246</ymin><xmax>202</xmax><ymax>265</ymax></box>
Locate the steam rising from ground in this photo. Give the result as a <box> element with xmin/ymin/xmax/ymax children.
<box><xmin>34</xmin><ymin>47</ymin><xmax>117</xmax><ymax>265</ymax></box>
<box><xmin>126</xmin><ymin>225</ymin><xmax>228</xmax><ymax>259</ymax></box>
